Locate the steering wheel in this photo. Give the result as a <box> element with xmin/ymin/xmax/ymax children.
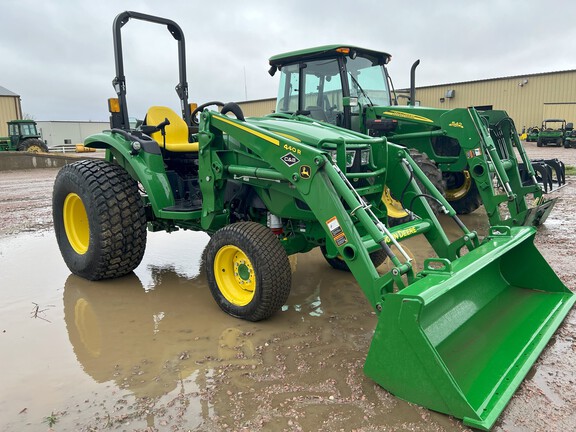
<box><xmin>191</xmin><ymin>101</ymin><xmax>224</xmax><ymax>125</ymax></box>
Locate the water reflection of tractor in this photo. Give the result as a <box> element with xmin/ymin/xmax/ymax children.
<box><xmin>52</xmin><ymin>11</ymin><xmax>575</xmax><ymax>431</ymax></box>
<box><xmin>63</xmin><ymin>271</ymin><xmax>258</xmax><ymax>400</ymax></box>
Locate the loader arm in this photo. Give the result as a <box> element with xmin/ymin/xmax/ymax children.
<box><xmin>377</xmin><ymin>106</ymin><xmax>553</xmax><ymax>226</ymax></box>
<box><xmin>197</xmin><ymin>110</ymin><xmax>407</xmax><ymax>305</ymax></box>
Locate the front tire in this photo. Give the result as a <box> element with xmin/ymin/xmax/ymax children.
<box><xmin>444</xmin><ymin>170</ymin><xmax>482</xmax><ymax>214</ymax></box>
<box><xmin>382</xmin><ymin>150</ymin><xmax>445</xmax><ymax>226</ymax></box>
<box><xmin>52</xmin><ymin>160</ymin><xmax>147</xmax><ymax>280</ymax></box>
<box><xmin>205</xmin><ymin>222</ymin><xmax>291</xmax><ymax>321</ymax></box>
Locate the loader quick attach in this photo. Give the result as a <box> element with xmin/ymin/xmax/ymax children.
<box><xmin>52</xmin><ymin>12</ymin><xmax>575</xmax><ymax>431</ymax></box>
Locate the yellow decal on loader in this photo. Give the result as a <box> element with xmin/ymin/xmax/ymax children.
<box><xmin>449</xmin><ymin>121</ymin><xmax>464</xmax><ymax>128</ymax></box>
<box><xmin>382</xmin><ymin>110</ymin><xmax>434</xmax><ymax>123</ymax></box>
<box><xmin>214</xmin><ymin>115</ymin><xmax>279</xmax><ymax>146</ymax></box>
<box><xmin>383</xmin><ymin>226</ymin><xmax>417</xmax><ymax>243</ymax></box>
<box><xmin>273</xmin><ymin>131</ymin><xmax>302</xmax><ymax>142</ymax></box>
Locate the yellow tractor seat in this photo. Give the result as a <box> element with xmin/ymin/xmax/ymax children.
<box><xmin>145</xmin><ymin>106</ymin><xmax>198</xmax><ymax>152</ymax></box>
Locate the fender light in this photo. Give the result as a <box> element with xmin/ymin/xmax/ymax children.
<box><xmin>108</xmin><ymin>98</ymin><xmax>121</xmax><ymax>113</ymax></box>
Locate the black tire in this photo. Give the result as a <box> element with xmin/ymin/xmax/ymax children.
<box><xmin>17</xmin><ymin>138</ymin><xmax>49</xmax><ymax>153</ymax></box>
<box><xmin>320</xmin><ymin>246</ymin><xmax>387</xmax><ymax>272</ymax></box>
<box><xmin>444</xmin><ymin>170</ymin><xmax>482</xmax><ymax>214</ymax></box>
<box><xmin>205</xmin><ymin>222</ymin><xmax>291</xmax><ymax>321</ymax></box>
<box><xmin>52</xmin><ymin>160</ymin><xmax>147</xmax><ymax>280</ymax></box>
<box><xmin>384</xmin><ymin>149</ymin><xmax>445</xmax><ymax>226</ymax></box>
<box><xmin>537</xmin><ymin>138</ymin><xmax>543</xmax><ymax>147</ymax></box>
<box><xmin>409</xmin><ymin>149</ymin><xmax>446</xmax><ymax>214</ymax></box>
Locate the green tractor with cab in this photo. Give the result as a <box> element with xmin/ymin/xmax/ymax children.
<box><xmin>0</xmin><ymin>119</ymin><xmax>48</xmax><ymax>152</ymax></box>
<box><xmin>52</xmin><ymin>12</ymin><xmax>575</xmax><ymax>431</ymax></box>
<box><xmin>268</xmin><ymin>45</ymin><xmax>557</xmax><ymax>227</ymax></box>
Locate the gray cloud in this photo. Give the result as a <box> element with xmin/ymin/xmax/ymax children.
<box><xmin>3</xmin><ymin>0</ymin><xmax>575</xmax><ymax>121</ymax></box>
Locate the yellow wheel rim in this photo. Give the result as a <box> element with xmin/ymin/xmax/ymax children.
<box><xmin>63</xmin><ymin>193</ymin><xmax>90</xmax><ymax>255</ymax></box>
<box><xmin>446</xmin><ymin>170</ymin><xmax>472</xmax><ymax>201</ymax></box>
<box><xmin>214</xmin><ymin>245</ymin><xmax>256</xmax><ymax>306</ymax></box>
<box><xmin>26</xmin><ymin>144</ymin><xmax>43</xmax><ymax>153</ymax></box>
<box><xmin>382</xmin><ymin>187</ymin><xmax>409</xmax><ymax>219</ymax></box>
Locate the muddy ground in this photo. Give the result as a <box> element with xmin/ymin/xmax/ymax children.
<box><xmin>0</xmin><ymin>143</ymin><xmax>575</xmax><ymax>432</ymax></box>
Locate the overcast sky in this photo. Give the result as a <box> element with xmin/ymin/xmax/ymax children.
<box><xmin>3</xmin><ymin>0</ymin><xmax>576</xmax><ymax>121</ymax></box>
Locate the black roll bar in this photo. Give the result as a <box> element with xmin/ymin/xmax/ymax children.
<box><xmin>112</xmin><ymin>11</ymin><xmax>191</xmax><ymax>130</ymax></box>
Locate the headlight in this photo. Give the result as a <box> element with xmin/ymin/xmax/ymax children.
<box><xmin>328</xmin><ymin>150</ymin><xmax>356</xmax><ymax>167</ymax></box>
<box><xmin>360</xmin><ymin>149</ymin><xmax>370</xmax><ymax>165</ymax></box>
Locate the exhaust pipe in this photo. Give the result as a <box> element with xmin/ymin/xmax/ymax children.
<box><xmin>409</xmin><ymin>60</ymin><xmax>420</xmax><ymax>107</ymax></box>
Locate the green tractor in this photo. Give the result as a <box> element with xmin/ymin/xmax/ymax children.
<box><xmin>526</xmin><ymin>125</ymin><xmax>540</xmax><ymax>142</ymax></box>
<box><xmin>564</xmin><ymin>123</ymin><xmax>576</xmax><ymax>148</ymax></box>
<box><xmin>0</xmin><ymin>119</ymin><xmax>49</xmax><ymax>152</ymax></box>
<box><xmin>268</xmin><ymin>45</ymin><xmax>557</xmax><ymax>227</ymax></box>
<box><xmin>52</xmin><ymin>12</ymin><xmax>575</xmax><ymax>431</ymax></box>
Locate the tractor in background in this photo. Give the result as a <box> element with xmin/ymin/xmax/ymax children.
<box><xmin>0</xmin><ymin>119</ymin><xmax>48</xmax><ymax>152</ymax></box>
<box><xmin>526</xmin><ymin>125</ymin><xmax>540</xmax><ymax>142</ymax></box>
<box><xmin>52</xmin><ymin>12</ymin><xmax>575</xmax><ymax>431</ymax></box>
<box><xmin>268</xmin><ymin>45</ymin><xmax>559</xmax><ymax>227</ymax></box>
<box><xmin>564</xmin><ymin>123</ymin><xmax>576</xmax><ymax>148</ymax></box>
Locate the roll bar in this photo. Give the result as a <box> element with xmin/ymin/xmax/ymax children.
<box><xmin>112</xmin><ymin>11</ymin><xmax>191</xmax><ymax>129</ymax></box>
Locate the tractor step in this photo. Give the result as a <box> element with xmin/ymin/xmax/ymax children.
<box><xmin>163</xmin><ymin>199</ymin><xmax>203</xmax><ymax>212</ymax></box>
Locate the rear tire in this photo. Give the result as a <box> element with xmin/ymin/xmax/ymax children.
<box><xmin>205</xmin><ymin>222</ymin><xmax>291</xmax><ymax>321</ymax></box>
<box><xmin>18</xmin><ymin>138</ymin><xmax>49</xmax><ymax>153</ymax></box>
<box><xmin>52</xmin><ymin>160</ymin><xmax>147</xmax><ymax>280</ymax></box>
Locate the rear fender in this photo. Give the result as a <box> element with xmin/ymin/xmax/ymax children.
<box><xmin>84</xmin><ymin>132</ymin><xmax>174</xmax><ymax>214</ymax></box>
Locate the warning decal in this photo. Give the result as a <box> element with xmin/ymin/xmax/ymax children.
<box><xmin>326</xmin><ymin>216</ymin><xmax>348</xmax><ymax>246</ymax></box>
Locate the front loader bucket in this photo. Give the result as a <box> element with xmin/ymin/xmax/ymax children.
<box><xmin>364</xmin><ymin>226</ymin><xmax>575</xmax><ymax>431</ymax></box>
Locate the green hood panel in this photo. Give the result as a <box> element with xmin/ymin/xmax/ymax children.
<box><xmin>246</xmin><ymin>116</ymin><xmax>374</xmax><ymax>147</ymax></box>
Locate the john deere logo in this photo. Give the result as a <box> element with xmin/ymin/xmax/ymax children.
<box><xmin>300</xmin><ymin>165</ymin><xmax>311</xmax><ymax>179</ymax></box>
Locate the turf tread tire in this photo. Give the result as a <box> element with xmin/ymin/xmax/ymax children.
<box><xmin>206</xmin><ymin>222</ymin><xmax>291</xmax><ymax>322</ymax></box>
<box><xmin>53</xmin><ymin>159</ymin><xmax>147</xmax><ymax>280</ymax></box>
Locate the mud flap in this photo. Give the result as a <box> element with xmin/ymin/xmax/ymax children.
<box><xmin>364</xmin><ymin>226</ymin><xmax>575</xmax><ymax>431</ymax></box>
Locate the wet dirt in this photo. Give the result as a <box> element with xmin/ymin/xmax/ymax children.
<box><xmin>0</xmin><ymin>144</ymin><xmax>575</xmax><ymax>432</ymax></box>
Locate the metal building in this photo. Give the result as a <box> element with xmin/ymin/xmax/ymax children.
<box><xmin>237</xmin><ymin>69</ymin><xmax>576</xmax><ymax>131</ymax></box>
<box><xmin>36</xmin><ymin>121</ymin><xmax>109</xmax><ymax>148</ymax></box>
<box><xmin>411</xmin><ymin>69</ymin><xmax>576</xmax><ymax>131</ymax></box>
<box><xmin>0</xmin><ymin>85</ymin><xmax>22</xmax><ymax>136</ymax></box>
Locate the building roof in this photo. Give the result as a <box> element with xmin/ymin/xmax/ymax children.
<box><xmin>410</xmin><ymin>69</ymin><xmax>576</xmax><ymax>90</ymax></box>
<box><xmin>0</xmin><ymin>85</ymin><xmax>19</xmax><ymax>97</ymax></box>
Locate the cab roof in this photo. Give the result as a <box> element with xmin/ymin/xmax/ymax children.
<box><xmin>268</xmin><ymin>45</ymin><xmax>392</xmax><ymax>72</ymax></box>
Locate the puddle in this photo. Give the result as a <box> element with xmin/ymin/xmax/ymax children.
<box><xmin>0</xmin><ymin>215</ymin><xmax>555</xmax><ymax>431</ymax></box>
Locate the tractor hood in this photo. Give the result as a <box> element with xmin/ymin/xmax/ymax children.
<box><xmin>246</xmin><ymin>116</ymin><xmax>376</xmax><ymax>147</ymax></box>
